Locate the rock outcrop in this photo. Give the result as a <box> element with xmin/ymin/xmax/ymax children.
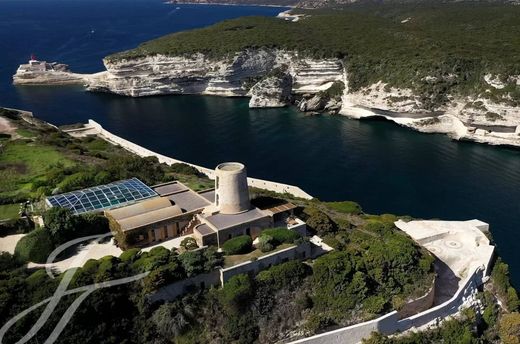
<box><xmin>248</xmin><ymin>71</ymin><xmax>293</xmax><ymax>108</ymax></box>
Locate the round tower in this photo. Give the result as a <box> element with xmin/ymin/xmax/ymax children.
<box><xmin>215</xmin><ymin>162</ymin><xmax>250</xmax><ymax>214</ymax></box>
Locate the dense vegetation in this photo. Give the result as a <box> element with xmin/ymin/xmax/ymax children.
<box><xmin>109</xmin><ymin>3</ymin><xmax>520</xmax><ymax>108</ymax></box>
<box><xmin>222</xmin><ymin>235</ymin><xmax>253</xmax><ymax>255</ymax></box>
<box><xmin>1</xmin><ymin>111</ymin><xmax>518</xmax><ymax>343</ymax></box>
<box><xmin>1</xmin><ymin>185</ymin><xmax>437</xmax><ymax>343</ymax></box>
<box><xmin>14</xmin><ymin>208</ymin><xmax>109</xmax><ymax>263</ymax></box>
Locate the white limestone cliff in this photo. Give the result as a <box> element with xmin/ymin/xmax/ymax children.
<box><xmin>87</xmin><ymin>50</ymin><xmax>344</xmax><ymax>99</ymax></box>
<box><xmin>15</xmin><ymin>48</ymin><xmax>520</xmax><ymax>148</ymax></box>
<box><xmin>247</xmin><ymin>72</ymin><xmax>293</xmax><ymax>108</ymax></box>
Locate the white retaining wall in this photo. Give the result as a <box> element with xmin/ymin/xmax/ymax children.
<box><xmin>289</xmin><ymin>265</ymin><xmax>485</xmax><ymax>344</ymax></box>
<box><xmin>147</xmin><ymin>242</ymin><xmax>322</xmax><ymax>304</ymax></box>
<box><xmin>147</xmin><ymin>270</ymin><xmax>221</xmax><ymax>304</ymax></box>
<box><xmin>87</xmin><ymin>120</ymin><xmax>313</xmax><ymax>199</ymax></box>
<box><xmin>220</xmin><ymin>242</ymin><xmax>313</xmax><ymax>284</ymax></box>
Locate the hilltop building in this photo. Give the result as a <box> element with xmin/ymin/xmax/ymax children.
<box><xmin>103</xmin><ymin>162</ymin><xmax>304</xmax><ymax>249</ymax></box>
<box><xmin>16</xmin><ymin>55</ymin><xmax>71</xmax><ymax>74</ymax></box>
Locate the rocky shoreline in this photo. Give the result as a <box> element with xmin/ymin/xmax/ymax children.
<box><xmin>12</xmin><ymin>48</ymin><xmax>520</xmax><ymax>148</ymax></box>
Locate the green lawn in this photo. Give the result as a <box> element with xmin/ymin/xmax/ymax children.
<box><xmin>0</xmin><ymin>203</ymin><xmax>20</xmax><ymax>221</ymax></box>
<box><xmin>15</xmin><ymin>129</ymin><xmax>35</xmax><ymax>138</ymax></box>
<box><xmin>0</xmin><ymin>141</ymin><xmax>74</xmax><ymax>198</ymax></box>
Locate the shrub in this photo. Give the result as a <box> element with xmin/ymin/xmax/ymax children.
<box><xmin>180</xmin><ymin>237</ymin><xmax>198</xmax><ymax>251</ymax></box>
<box><xmin>325</xmin><ymin>201</ymin><xmax>362</xmax><ymax>215</ymax></box>
<box><xmin>0</xmin><ymin>218</ymin><xmax>34</xmax><ymax>237</ymax></box>
<box><xmin>219</xmin><ymin>274</ymin><xmax>254</xmax><ymax>312</ymax></box>
<box><xmin>14</xmin><ymin>228</ymin><xmax>54</xmax><ymax>263</ymax></box>
<box><xmin>119</xmin><ymin>248</ymin><xmax>141</xmax><ymax>262</ymax></box>
<box><xmin>257</xmin><ymin>235</ymin><xmax>275</xmax><ymax>253</ymax></box>
<box><xmin>256</xmin><ymin>261</ymin><xmax>311</xmax><ymax>290</ymax></box>
<box><xmin>222</xmin><ymin>235</ymin><xmax>253</xmax><ymax>255</ymax></box>
<box><xmin>169</xmin><ymin>163</ymin><xmax>202</xmax><ymax>176</ymax></box>
<box><xmin>492</xmin><ymin>259</ymin><xmax>520</xmax><ymax>311</ymax></box>
<box><xmin>363</xmin><ymin>295</ymin><xmax>387</xmax><ymax>314</ymax></box>
<box><xmin>302</xmin><ymin>207</ymin><xmax>337</xmax><ymax>236</ymax></box>
<box><xmin>499</xmin><ymin>312</ymin><xmax>520</xmax><ymax>344</ymax></box>
<box><xmin>260</xmin><ymin>228</ymin><xmax>300</xmax><ymax>246</ymax></box>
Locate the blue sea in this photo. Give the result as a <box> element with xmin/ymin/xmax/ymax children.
<box><xmin>1</xmin><ymin>0</ymin><xmax>519</xmax><ymax>287</ymax></box>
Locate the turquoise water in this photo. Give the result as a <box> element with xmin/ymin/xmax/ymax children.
<box><xmin>1</xmin><ymin>0</ymin><xmax>519</xmax><ymax>287</ymax></box>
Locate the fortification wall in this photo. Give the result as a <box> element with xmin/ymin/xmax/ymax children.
<box><xmin>397</xmin><ymin>280</ymin><xmax>436</xmax><ymax>319</ymax></box>
<box><xmin>86</xmin><ymin>120</ymin><xmax>313</xmax><ymax>199</ymax></box>
<box><xmin>220</xmin><ymin>242</ymin><xmax>312</xmax><ymax>284</ymax></box>
<box><xmin>147</xmin><ymin>270</ymin><xmax>221</xmax><ymax>304</ymax></box>
<box><xmin>147</xmin><ymin>242</ymin><xmax>319</xmax><ymax>304</ymax></box>
<box><xmin>289</xmin><ymin>265</ymin><xmax>484</xmax><ymax>344</ymax></box>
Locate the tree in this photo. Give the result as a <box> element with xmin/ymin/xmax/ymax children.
<box><xmin>180</xmin><ymin>237</ymin><xmax>198</xmax><ymax>251</ymax></box>
<box><xmin>257</xmin><ymin>235</ymin><xmax>274</xmax><ymax>253</ymax></box>
<box><xmin>219</xmin><ymin>274</ymin><xmax>254</xmax><ymax>313</ymax></box>
<box><xmin>14</xmin><ymin>228</ymin><xmax>54</xmax><ymax>263</ymax></box>
<box><xmin>179</xmin><ymin>250</ymin><xmax>205</xmax><ymax>277</ymax></box>
<box><xmin>499</xmin><ymin>312</ymin><xmax>520</xmax><ymax>344</ymax></box>
<box><xmin>222</xmin><ymin>235</ymin><xmax>253</xmax><ymax>255</ymax></box>
<box><xmin>151</xmin><ymin>301</ymin><xmax>195</xmax><ymax>338</ymax></box>
<box><xmin>302</xmin><ymin>207</ymin><xmax>336</xmax><ymax>236</ymax></box>
<box><xmin>43</xmin><ymin>207</ymin><xmax>79</xmax><ymax>244</ymax></box>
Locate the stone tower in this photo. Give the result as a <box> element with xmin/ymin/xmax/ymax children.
<box><xmin>215</xmin><ymin>162</ymin><xmax>250</xmax><ymax>214</ymax></box>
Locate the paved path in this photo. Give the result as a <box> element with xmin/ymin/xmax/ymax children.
<box><xmin>0</xmin><ymin>233</ymin><xmax>25</xmax><ymax>254</ymax></box>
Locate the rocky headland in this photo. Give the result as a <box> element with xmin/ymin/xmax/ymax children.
<box><xmin>79</xmin><ymin>47</ymin><xmax>520</xmax><ymax>148</ymax></box>
<box><xmin>13</xmin><ymin>4</ymin><xmax>520</xmax><ymax>148</ymax></box>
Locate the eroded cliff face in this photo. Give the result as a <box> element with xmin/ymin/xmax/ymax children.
<box><xmin>87</xmin><ymin>49</ymin><xmax>344</xmax><ymax>99</ymax></box>
<box><xmin>87</xmin><ymin>48</ymin><xmax>520</xmax><ymax>147</ymax></box>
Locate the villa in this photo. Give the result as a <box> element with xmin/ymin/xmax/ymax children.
<box><xmin>47</xmin><ymin>162</ymin><xmax>306</xmax><ymax>250</ymax></box>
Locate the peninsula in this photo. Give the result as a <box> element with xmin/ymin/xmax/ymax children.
<box><xmin>13</xmin><ymin>3</ymin><xmax>520</xmax><ymax>148</ymax></box>
<box><xmin>1</xmin><ymin>108</ymin><xmax>519</xmax><ymax>344</ymax></box>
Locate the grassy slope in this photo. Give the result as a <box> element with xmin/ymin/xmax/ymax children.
<box><xmin>0</xmin><ymin>141</ymin><xmax>75</xmax><ymax>200</ymax></box>
<box><xmin>0</xmin><ymin>204</ymin><xmax>19</xmax><ymax>221</ymax></box>
<box><xmin>109</xmin><ymin>4</ymin><xmax>520</xmax><ymax>104</ymax></box>
<box><xmin>0</xmin><ymin>112</ymin><xmax>213</xmax><ymax>205</ymax></box>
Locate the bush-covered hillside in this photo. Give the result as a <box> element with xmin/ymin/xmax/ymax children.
<box><xmin>109</xmin><ymin>4</ymin><xmax>520</xmax><ymax>106</ymax></box>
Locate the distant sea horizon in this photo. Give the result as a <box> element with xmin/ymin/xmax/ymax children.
<box><xmin>1</xmin><ymin>0</ymin><xmax>520</xmax><ymax>287</ymax></box>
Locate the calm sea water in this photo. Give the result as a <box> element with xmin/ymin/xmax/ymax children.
<box><xmin>1</xmin><ymin>0</ymin><xmax>519</xmax><ymax>287</ymax></box>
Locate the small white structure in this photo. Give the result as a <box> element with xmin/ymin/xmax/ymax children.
<box><xmin>215</xmin><ymin>162</ymin><xmax>250</xmax><ymax>214</ymax></box>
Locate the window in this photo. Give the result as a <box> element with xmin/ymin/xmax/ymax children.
<box><xmin>216</xmin><ymin>176</ymin><xmax>219</xmax><ymax>189</ymax></box>
<box><xmin>216</xmin><ymin>194</ymin><xmax>219</xmax><ymax>207</ymax></box>
<box><xmin>246</xmin><ymin>227</ymin><xmax>250</xmax><ymax>235</ymax></box>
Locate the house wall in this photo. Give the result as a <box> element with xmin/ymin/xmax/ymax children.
<box><xmin>217</xmin><ymin>216</ymin><xmax>273</xmax><ymax>244</ymax></box>
<box><xmin>109</xmin><ymin>211</ymin><xmax>198</xmax><ymax>249</ymax></box>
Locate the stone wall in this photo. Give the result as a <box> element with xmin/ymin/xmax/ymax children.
<box><xmin>147</xmin><ymin>270</ymin><xmax>221</xmax><ymax>304</ymax></box>
<box><xmin>220</xmin><ymin>242</ymin><xmax>313</xmax><ymax>284</ymax></box>
<box><xmin>397</xmin><ymin>280</ymin><xmax>436</xmax><ymax>319</ymax></box>
<box><xmin>87</xmin><ymin>120</ymin><xmax>313</xmax><ymax>200</ymax></box>
<box><xmin>288</xmin><ymin>265</ymin><xmax>485</xmax><ymax>344</ymax></box>
<box><xmin>147</xmin><ymin>241</ymin><xmax>319</xmax><ymax>304</ymax></box>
